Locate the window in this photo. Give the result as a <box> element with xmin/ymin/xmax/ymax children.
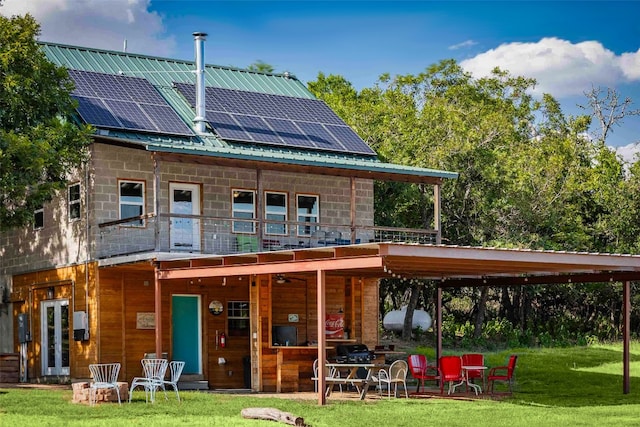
<box><xmin>227</xmin><ymin>301</ymin><xmax>249</xmax><ymax>337</ymax></box>
<box><xmin>232</xmin><ymin>189</ymin><xmax>255</xmax><ymax>233</ymax></box>
<box><xmin>34</xmin><ymin>205</ymin><xmax>44</xmax><ymax>230</ymax></box>
<box><xmin>297</xmin><ymin>194</ymin><xmax>319</xmax><ymax>236</ymax></box>
<box><xmin>119</xmin><ymin>180</ymin><xmax>145</xmax><ymax>226</ymax></box>
<box><xmin>68</xmin><ymin>183</ymin><xmax>81</xmax><ymax>221</ymax></box>
<box><xmin>265</xmin><ymin>191</ymin><xmax>287</xmax><ymax>235</ymax></box>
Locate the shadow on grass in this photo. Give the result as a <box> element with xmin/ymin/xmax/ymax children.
<box><xmin>503</xmin><ymin>346</ymin><xmax>640</xmax><ymax>408</ymax></box>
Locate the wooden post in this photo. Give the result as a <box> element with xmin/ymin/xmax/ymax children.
<box><xmin>316</xmin><ymin>269</ymin><xmax>326</xmax><ymax>405</ymax></box>
<box><xmin>154</xmin><ymin>266</ymin><xmax>162</xmax><ymax>359</ymax></box>
<box><xmin>436</xmin><ymin>285</ymin><xmax>442</xmax><ymax>366</ymax></box>
<box><xmin>623</xmin><ymin>281</ymin><xmax>630</xmax><ymax>394</ymax></box>
<box><xmin>434</xmin><ymin>183</ymin><xmax>441</xmax><ymax>244</ymax></box>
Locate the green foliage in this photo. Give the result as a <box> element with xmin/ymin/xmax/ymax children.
<box><xmin>308</xmin><ymin>58</ymin><xmax>639</xmax><ymax>350</ymax></box>
<box><xmin>0</xmin><ymin>13</ymin><xmax>91</xmax><ymax>230</ymax></box>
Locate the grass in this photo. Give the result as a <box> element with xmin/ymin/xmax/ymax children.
<box><xmin>2</xmin><ymin>342</ymin><xmax>640</xmax><ymax>426</ymax></box>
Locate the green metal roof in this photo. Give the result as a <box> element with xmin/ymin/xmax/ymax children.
<box><xmin>40</xmin><ymin>42</ymin><xmax>458</xmax><ymax>182</ymax></box>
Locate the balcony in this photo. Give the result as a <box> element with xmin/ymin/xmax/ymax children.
<box><xmin>96</xmin><ymin>213</ymin><xmax>439</xmax><ymax>259</ymax></box>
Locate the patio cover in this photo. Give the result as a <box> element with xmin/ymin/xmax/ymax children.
<box><xmin>157</xmin><ymin>243</ymin><xmax>640</xmax><ymax>404</ymax></box>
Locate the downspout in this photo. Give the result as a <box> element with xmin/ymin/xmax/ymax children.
<box><xmin>193</xmin><ymin>32</ymin><xmax>208</xmax><ymax>134</ymax></box>
<box><xmin>84</xmin><ymin>158</ymin><xmax>90</xmax><ymax>335</ymax></box>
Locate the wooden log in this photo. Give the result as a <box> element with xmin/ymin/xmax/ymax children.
<box><xmin>241</xmin><ymin>407</ymin><xmax>307</xmax><ymax>426</ymax></box>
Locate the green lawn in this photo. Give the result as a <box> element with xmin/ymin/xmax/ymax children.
<box><xmin>2</xmin><ymin>343</ymin><xmax>640</xmax><ymax>426</ymax></box>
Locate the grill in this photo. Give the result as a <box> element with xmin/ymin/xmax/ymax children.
<box><xmin>335</xmin><ymin>343</ymin><xmax>374</xmax><ymax>364</ymax></box>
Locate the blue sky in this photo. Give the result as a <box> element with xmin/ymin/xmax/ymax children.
<box><xmin>2</xmin><ymin>0</ymin><xmax>639</xmax><ymax>156</ymax></box>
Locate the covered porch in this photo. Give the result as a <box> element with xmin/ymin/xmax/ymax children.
<box><xmin>156</xmin><ymin>242</ymin><xmax>640</xmax><ymax>405</ymax></box>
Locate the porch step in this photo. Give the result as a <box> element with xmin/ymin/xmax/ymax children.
<box><xmin>178</xmin><ymin>380</ymin><xmax>209</xmax><ymax>391</ymax></box>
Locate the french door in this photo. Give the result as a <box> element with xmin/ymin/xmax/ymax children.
<box><xmin>41</xmin><ymin>299</ymin><xmax>70</xmax><ymax>376</ymax></box>
<box><xmin>169</xmin><ymin>183</ymin><xmax>201</xmax><ymax>251</ymax></box>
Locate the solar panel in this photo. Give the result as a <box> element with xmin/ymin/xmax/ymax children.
<box><xmin>68</xmin><ymin>69</ymin><xmax>194</xmax><ymax>137</ymax></box>
<box><xmin>174</xmin><ymin>83</ymin><xmax>375</xmax><ymax>155</ymax></box>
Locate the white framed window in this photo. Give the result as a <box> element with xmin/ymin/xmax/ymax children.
<box><xmin>265</xmin><ymin>191</ymin><xmax>287</xmax><ymax>235</ymax></box>
<box><xmin>297</xmin><ymin>194</ymin><xmax>319</xmax><ymax>236</ymax></box>
<box><xmin>68</xmin><ymin>183</ymin><xmax>81</xmax><ymax>222</ymax></box>
<box><xmin>119</xmin><ymin>180</ymin><xmax>145</xmax><ymax>227</ymax></box>
<box><xmin>227</xmin><ymin>301</ymin><xmax>249</xmax><ymax>337</ymax></box>
<box><xmin>34</xmin><ymin>204</ymin><xmax>44</xmax><ymax>230</ymax></box>
<box><xmin>232</xmin><ymin>189</ymin><xmax>255</xmax><ymax>233</ymax></box>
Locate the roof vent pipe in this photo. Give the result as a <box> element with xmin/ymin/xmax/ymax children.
<box><xmin>193</xmin><ymin>32</ymin><xmax>208</xmax><ymax>134</ymax></box>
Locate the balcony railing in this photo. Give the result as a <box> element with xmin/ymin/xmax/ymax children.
<box><xmin>96</xmin><ymin>213</ymin><xmax>438</xmax><ymax>259</ymax></box>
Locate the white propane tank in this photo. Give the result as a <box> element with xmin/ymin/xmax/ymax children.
<box><xmin>383</xmin><ymin>307</ymin><xmax>432</xmax><ymax>331</ymax></box>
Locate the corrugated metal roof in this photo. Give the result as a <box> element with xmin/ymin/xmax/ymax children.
<box><xmin>40</xmin><ymin>42</ymin><xmax>458</xmax><ymax>181</ymax></box>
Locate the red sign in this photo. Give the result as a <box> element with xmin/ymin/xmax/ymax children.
<box><xmin>325</xmin><ymin>313</ymin><xmax>344</xmax><ymax>339</ymax></box>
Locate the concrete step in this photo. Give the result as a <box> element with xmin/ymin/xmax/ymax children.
<box><xmin>178</xmin><ymin>380</ymin><xmax>209</xmax><ymax>391</ymax></box>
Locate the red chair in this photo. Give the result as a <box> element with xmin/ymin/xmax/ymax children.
<box><xmin>462</xmin><ymin>353</ymin><xmax>486</xmax><ymax>391</ymax></box>
<box><xmin>407</xmin><ymin>354</ymin><xmax>439</xmax><ymax>393</ymax></box>
<box><xmin>439</xmin><ymin>355</ymin><xmax>465</xmax><ymax>395</ymax></box>
<box><xmin>488</xmin><ymin>355</ymin><xmax>518</xmax><ymax>395</ymax></box>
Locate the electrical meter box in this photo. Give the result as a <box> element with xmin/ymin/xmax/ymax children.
<box><xmin>18</xmin><ymin>313</ymin><xmax>31</xmax><ymax>343</ymax></box>
<box><xmin>73</xmin><ymin>311</ymin><xmax>89</xmax><ymax>341</ymax></box>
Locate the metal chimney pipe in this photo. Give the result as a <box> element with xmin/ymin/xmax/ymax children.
<box><xmin>193</xmin><ymin>32</ymin><xmax>208</xmax><ymax>134</ymax></box>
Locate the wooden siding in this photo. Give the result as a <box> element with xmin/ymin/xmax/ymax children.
<box><xmin>11</xmin><ymin>263</ymin><xmax>97</xmax><ymax>380</ymax></box>
<box><xmin>256</xmin><ymin>273</ymin><xmax>379</xmax><ymax>392</ymax></box>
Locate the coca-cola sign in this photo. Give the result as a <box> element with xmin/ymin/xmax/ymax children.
<box><xmin>325</xmin><ymin>313</ymin><xmax>344</xmax><ymax>338</ymax></box>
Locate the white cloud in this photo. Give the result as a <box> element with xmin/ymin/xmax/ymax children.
<box><xmin>448</xmin><ymin>40</ymin><xmax>477</xmax><ymax>50</ymax></box>
<box><xmin>614</xmin><ymin>142</ymin><xmax>640</xmax><ymax>164</ymax></box>
<box><xmin>461</xmin><ymin>37</ymin><xmax>636</xmax><ymax>98</ymax></box>
<box><xmin>620</xmin><ymin>48</ymin><xmax>640</xmax><ymax>80</ymax></box>
<box><xmin>0</xmin><ymin>0</ymin><xmax>176</xmax><ymax>57</ymax></box>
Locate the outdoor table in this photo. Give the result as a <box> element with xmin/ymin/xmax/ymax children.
<box><xmin>324</xmin><ymin>362</ymin><xmax>385</xmax><ymax>399</ymax></box>
<box><xmin>461</xmin><ymin>365</ymin><xmax>487</xmax><ymax>395</ymax></box>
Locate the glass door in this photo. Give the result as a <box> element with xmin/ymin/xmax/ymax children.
<box><xmin>169</xmin><ymin>183</ymin><xmax>201</xmax><ymax>251</ymax></box>
<box><xmin>41</xmin><ymin>299</ymin><xmax>70</xmax><ymax>376</ymax></box>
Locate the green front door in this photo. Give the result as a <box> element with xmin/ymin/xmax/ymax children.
<box><xmin>172</xmin><ymin>295</ymin><xmax>201</xmax><ymax>374</ymax></box>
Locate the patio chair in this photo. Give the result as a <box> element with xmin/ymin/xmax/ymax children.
<box><xmin>462</xmin><ymin>353</ymin><xmax>486</xmax><ymax>390</ymax></box>
<box><xmin>407</xmin><ymin>354</ymin><xmax>439</xmax><ymax>393</ymax></box>
<box><xmin>160</xmin><ymin>361</ymin><xmax>185</xmax><ymax>401</ymax></box>
<box><xmin>439</xmin><ymin>355</ymin><xmax>465</xmax><ymax>395</ymax></box>
<box><xmin>488</xmin><ymin>355</ymin><xmax>518</xmax><ymax>395</ymax></box>
<box><xmin>312</xmin><ymin>359</ymin><xmax>342</xmax><ymax>396</ymax></box>
<box><xmin>89</xmin><ymin>362</ymin><xmax>121</xmax><ymax>406</ymax></box>
<box><xmin>377</xmin><ymin>359</ymin><xmax>409</xmax><ymax>398</ymax></box>
<box><xmin>129</xmin><ymin>358</ymin><xmax>168</xmax><ymax>403</ymax></box>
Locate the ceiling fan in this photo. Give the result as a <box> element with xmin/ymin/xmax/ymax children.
<box><xmin>274</xmin><ymin>274</ymin><xmax>306</xmax><ymax>284</ymax></box>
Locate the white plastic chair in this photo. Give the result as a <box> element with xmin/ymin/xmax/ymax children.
<box><xmin>377</xmin><ymin>359</ymin><xmax>409</xmax><ymax>398</ymax></box>
<box><xmin>89</xmin><ymin>363</ymin><xmax>121</xmax><ymax>406</ymax></box>
<box><xmin>129</xmin><ymin>358</ymin><xmax>168</xmax><ymax>403</ymax></box>
<box><xmin>160</xmin><ymin>361</ymin><xmax>185</xmax><ymax>401</ymax></box>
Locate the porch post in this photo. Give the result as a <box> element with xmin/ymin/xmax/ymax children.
<box><xmin>436</xmin><ymin>285</ymin><xmax>442</xmax><ymax>365</ymax></box>
<box><xmin>623</xmin><ymin>281</ymin><xmax>630</xmax><ymax>394</ymax></box>
<box><xmin>153</xmin><ymin>154</ymin><xmax>161</xmax><ymax>252</ymax></box>
<box><xmin>434</xmin><ymin>183</ymin><xmax>441</xmax><ymax>244</ymax></box>
<box><xmin>350</xmin><ymin>177</ymin><xmax>356</xmax><ymax>243</ymax></box>
<box><xmin>154</xmin><ymin>265</ymin><xmax>163</xmax><ymax>358</ymax></box>
<box><xmin>257</xmin><ymin>169</ymin><xmax>263</xmax><ymax>249</ymax></box>
<box><xmin>317</xmin><ymin>269</ymin><xmax>326</xmax><ymax>405</ymax></box>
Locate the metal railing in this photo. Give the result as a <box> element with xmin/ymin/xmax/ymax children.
<box><xmin>96</xmin><ymin>214</ymin><xmax>438</xmax><ymax>259</ymax></box>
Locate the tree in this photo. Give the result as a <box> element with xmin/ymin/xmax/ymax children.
<box><xmin>0</xmin><ymin>13</ymin><xmax>91</xmax><ymax>230</ymax></box>
<box><xmin>580</xmin><ymin>86</ymin><xmax>640</xmax><ymax>142</ymax></box>
<box><xmin>247</xmin><ymin>60</ymin><xmax>274</xmax><ymax>73</ymax></box>
<box><xmin>309</xmin><ymin>60</ymin><xmax>633</xmax><ymax>343</ymax></box>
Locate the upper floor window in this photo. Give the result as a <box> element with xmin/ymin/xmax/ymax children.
<box><xmin>297</xmin><ymin>194</ymin><xmax>319</xmax><ymax>236</ymax></box>
<box><xmin>232</xmin><ymin>189</ymin><xmax>255</xmax><ymax>233</ymax></box>
<box><xmin>119</xmin><ymin>180</ymin><xmax>145</xmax><ymax>227</ymax></box>
<box><xmin>265</xmin><ymin>191</ymin><xmax>287</xmax><ymax>235</ymax></box>
<box><xmin>68</xmin><ymin>183</ymin><xmax>81</xmax><ymax>222</ymax></box>
<box><xmin>34</xmin><ymin>204</ymin><xmax>44</xmax><ymax>230</ymax></box>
